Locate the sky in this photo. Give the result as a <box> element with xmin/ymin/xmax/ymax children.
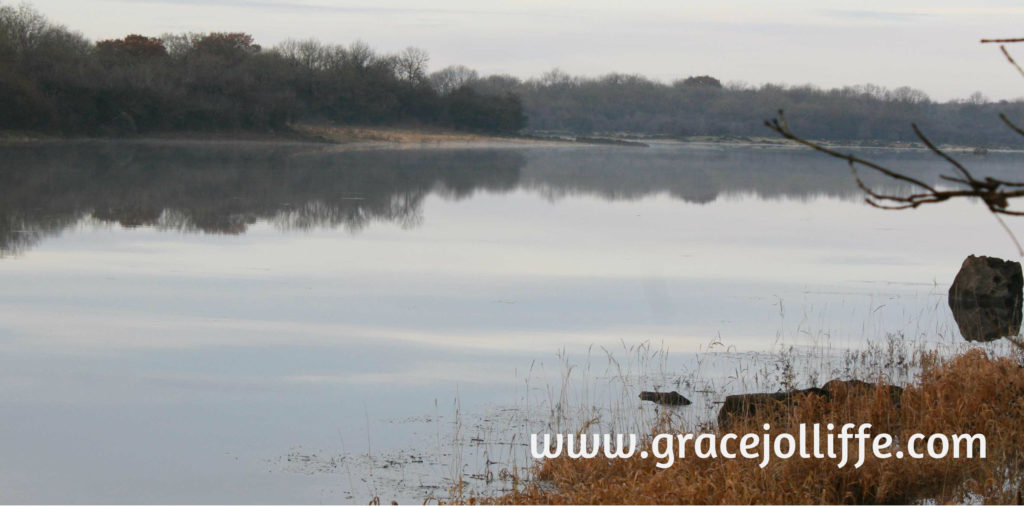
<box><xmin>19</xmin><ymin>0</ymin><xmax>1024</xmax><ymax>101</ymax></box>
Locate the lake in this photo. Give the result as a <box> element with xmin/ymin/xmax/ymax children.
<box><xmin>0</xmin><ymin>140</ymin><xmax>1020</xmax><ymax>503</ymax></box>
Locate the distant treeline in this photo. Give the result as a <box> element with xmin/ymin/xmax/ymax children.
<box><xmin>5</xmin><ymin>3</ymin><xmax>1024</xmax><ymax>144</ymax></box>
<box><xmin>461</xmin><ymin>70</ymin><xmax>1024</xmax><ymax>147</ymax></box>
<box><xmin>0</xmin><ymin>4</ymin><xmax>526</xmax><ymax>135</ymax></box>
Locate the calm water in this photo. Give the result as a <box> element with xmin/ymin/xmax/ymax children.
<box><xmin>0</xmin><ymin>140</ymin><xmax>1020</xmax><ymax>502</ymax></box>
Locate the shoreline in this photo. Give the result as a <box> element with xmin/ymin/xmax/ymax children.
<box><xmin>0</xmin><ymin>124</ymin><xmax>564</xmax><ymax>150</ymax></box>
<box><xmin>2</xmin><ymin>125</ymin><xmax>1021</xmax><ymax>154</ymax></box>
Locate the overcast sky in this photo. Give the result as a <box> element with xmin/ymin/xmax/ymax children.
<box><xmin>20</xmin><ymin>0</ymin><xmax>1024</xmax><ymax>101</ymax></box>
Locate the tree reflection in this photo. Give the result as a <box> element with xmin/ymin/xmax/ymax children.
<box><xmin>3</xmin><ymin>141</ymin><xmax>1023</xmax><ymax>255</ymax></box>
<box><xmin>0</xmin><ymin>142</ymin><xmax>524</xmax><ymax>255</ymax></box>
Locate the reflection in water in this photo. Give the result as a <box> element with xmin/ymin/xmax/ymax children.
<box><xmin>517</xmin><ymin>146</ymin><xmax>1024</xmax><ymax>204</ymax></box>
<box><xmin>948</xmin><ymin>256</ymin><xmax>1023</xmax><ymax>342</ymax></box>
<box><xmin>949</xmin><ymin>295</ymin><xmax>1023</xmax><ymax>342</ymax></box>
<box><xmin>0</xmin><ymin>142</ymin><xmax>524</xmax><ymax>255</ymax></box>
<box><xmin>4</xmin><ymin>140</ymin><xmax>1024</xmax><ymax>503</ymax></box>
<box><xmin>3</xmin><ymin>141</ymin><xmax>1024</xmax><ymax>255</ymax></box>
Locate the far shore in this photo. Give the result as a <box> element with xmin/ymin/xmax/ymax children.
<box><xmin>1</xmin><ymin>124</ymin><xmax>1020</xmax><ymax>154</ymax></box>
<box><xmin>0</xmin><ymin>124</ymin><xmax>564</xmax><ymax>149</ymax></box>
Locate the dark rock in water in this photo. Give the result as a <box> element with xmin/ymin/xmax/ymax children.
<box><xmin>717</xmin><ymin>388</ymin><xmax>825</xmax><ymax>428</ymax></box>
<box><xmin>821</xmin><ymin>379</ymin><xmax>904</xmax><ymax>406</ymax></box>
<box><xmin>948</xmin><ymin>255</ymin><xmax>1023</xmax><ymax>342</ymax></box>
<box><xmin>639</xmin><ymin>391</ymin><xmax>691</xmax><ymax>406</ymax></box>
<box><xmin>717</xmin><ymin>379</ymin><xmax>903</xmax><ymax>428</ymax></box>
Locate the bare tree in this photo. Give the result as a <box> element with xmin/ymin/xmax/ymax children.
<box><xmin>394</xmin><ymin>46</ymin><xmax>429</xmax><ymax>83</ymax></box>
<box><xmin>428</xmin><ymin>64</ymin><xmax>479</xmax><ymax>95</ymax></box>
<box><xmin>274</xmin><ymin>38</ymin><xmax>331</xmax><ymax>71</ymax></box>
<box><xmin>766</xmin><ymin>39</ymin><xmax>1024</xmax><ymax>255</ymax></box>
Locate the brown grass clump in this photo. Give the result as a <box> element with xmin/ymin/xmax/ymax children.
<box><xmin>292</xmin><ymin>123</ymin><xmax>545</xmax><ymax>145</ymax></box>
<box><xmin>479</xmin><ymin>349</ymin><xmax>1024</xmax><ymax>504</ymax></box>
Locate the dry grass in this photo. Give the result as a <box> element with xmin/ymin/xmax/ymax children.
<box><xmin>474</xmin><ymin>348</ymin><xmax>1024</xmax><ymax>504</ymax></box>
<box><xmin>292</xmin><ymin>123</ymin><xmax>549</xmax><ymax>146</ymax></box>
<box><xmin>0</xmin><ymin>129</ymin><xmax>51</xmax><ymax>142</ymax></box>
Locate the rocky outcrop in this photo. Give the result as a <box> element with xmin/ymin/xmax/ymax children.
<box><xmin>639</xmin><ymin>391</ymin><xmax>692</xmax><ymax>406</ymax></box>
<box><xmin>948</xmin><ymin>255</ymin><xmax>1023</xmax><ymax>342</ymax></box>
<box><xmin>717</xmin><ymin>379</ymin><xmax>903</xmax><ymax>428</ymax></box>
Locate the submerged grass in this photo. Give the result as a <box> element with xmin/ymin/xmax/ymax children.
<box><xmin>470</xmin><ymin>344</ymin><xmax>1024</xmax><ymax>504</ymax></box>
<box><xmin>415</xmin><ymin>291</ymin><xmax>1024</xmax><ymax>503</ymax></box>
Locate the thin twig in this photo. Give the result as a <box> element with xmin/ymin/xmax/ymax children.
<box><xmin>999</xmin><ymin>46</ymin><xmax>1024</xmax><ymax>80</ymax></box>
<box><xmin>911</xmin><ymin>124</ymin><xmax>976</xmax><ymax>184</ymax></box>
<box><xmin>1005</xmin><ymin>335</ymin><xmax>1024</xmax><ymax>352</ymax></box>
<box><xmin>992</xmin><ymin>212</ymin><xmax>1024</xmax><ymax>256</ymax></box>
<box><xmin>999</xmin><ymin>113</ymin><xmax>1024</xmax><ymax>138</ymax></box>
<box><xmin>765</xmin><ymin>113</ymin><xmax>938</xmax><ymax>193</ymax></box>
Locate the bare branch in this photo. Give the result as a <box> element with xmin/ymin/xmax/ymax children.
<box><xmin>910</xmin><ymin>123</ymin><xmax>977</xmax><ymax>184</ymax></box>
<box><xmin>766</xmin><ymin>109</ymin><xmax>1024</xmax><ymax>254</ymax></box>
<box><xmin>765</xmin><ymin>112</ymin><xmax>938</xmax><ymax>193</ymax></box>
<box><xmin>998</xmin><ymin>46</ymin><xmax>1024</xmax><ymax>80</ymax></box>
<box><xmin>764</xmin><ymin>37</ymin><xmax>1024</xmax><ymax>256</ymax></box>
<box><xmin>1000</xmin><ymin>113</ymin><xmax>1024</xmax><ymax>138</ymax></box>
<box><xmin>992</xmin><ymin>212</ymin><xmax>1024</xmax><ymax>256</ymax></box>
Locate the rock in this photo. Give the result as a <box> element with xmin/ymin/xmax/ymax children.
<box><xmin>821</xmin><ymin>379</ymin><xmax>904</xmax><ymax>406</ymax></box>
<box><xmin>948</xmin><ymin>255</ymin><xmax>1023</xmax><ymax>342</ymax></box>
<box><xmin>717</xmin><ymin>388</ymin><xmax>825</xmax><ymax>428</ymax></box>
<box><xmin>639</xmin><ymin>391</ymin><xmax>691</xmax><ymax>406</ymax></box>
<box><xmin>717</xmin><ymin>379</ymin><xmax>902</xmax><ymax>428</ymax></box>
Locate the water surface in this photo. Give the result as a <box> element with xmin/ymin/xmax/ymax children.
<box><xmin>0</xmin><ymin>140</ymin><xmax>1019</xmax><ymax>502</ymax></box>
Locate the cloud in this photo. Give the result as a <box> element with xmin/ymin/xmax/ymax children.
<box><xmin>101</xmin><ymin>0</ymin><xmax>521</xmax><ymax>17</ymax></box>
<box><xmin>819</xmin><ymin>9</ymin><xmax>930</xmax><ymax>23</ymax></box>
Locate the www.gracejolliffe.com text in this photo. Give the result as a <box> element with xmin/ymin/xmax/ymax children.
<box><xmin>531</xmin><ymin>423</ymin><xmax>986</xmax><ymax>469</ymax></box>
